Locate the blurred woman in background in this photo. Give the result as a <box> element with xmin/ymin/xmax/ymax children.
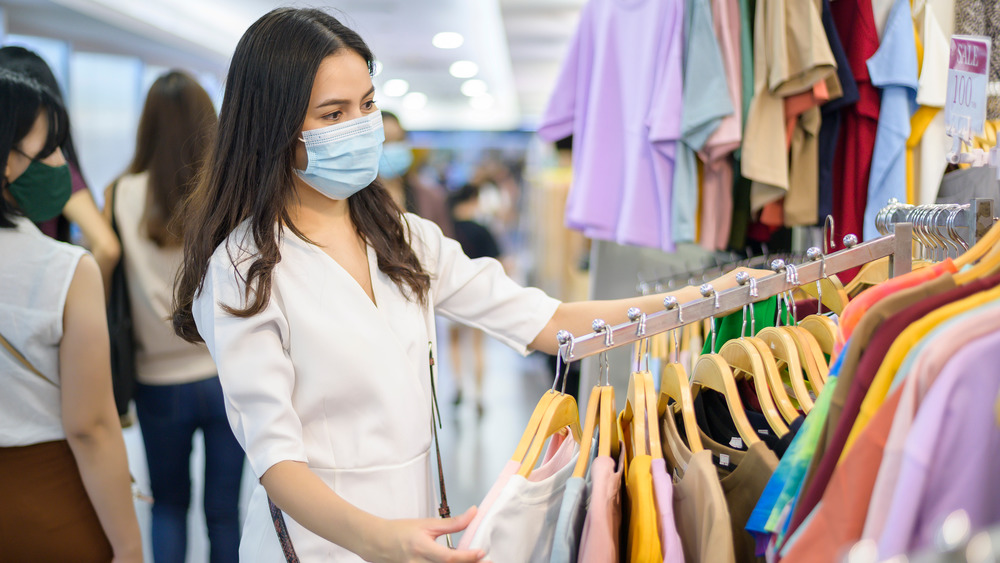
<box><xmin>0</xmin><ymin>68</ymin><xmax>141</xmax><ymax>562</ymax></box>
<box><xmin>107</xmin><ymin>70</ymin><xmax>244</xmax><ymax>563</ymax></box>
<box><xmin>0</xmin><ymin>46</ymin><xmax>121</xmax><ymax>293</ymax></box>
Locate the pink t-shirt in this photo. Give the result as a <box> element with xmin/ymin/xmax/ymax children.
<box><xmin>578</xmin><ymin>449</ymin><xmax>625</xmax><ymax>563</ymax></box>
<box><xmin>538</xmin><ymin>0</ymin><xmax>685</xmax><ymax>251</ymax></box>
<box><xmin>650</xmin><ymin>457</ymin><xmax>685</xmax><ymax>562</ymax></box>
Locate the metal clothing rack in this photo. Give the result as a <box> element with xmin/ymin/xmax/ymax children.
<box><xmin>557</xmin><ymin>224</ymin><xmax>914</xmax><ymax>363</ymax></box>
<box><xmin>876</xmin><ymin>198</ymin><xmax>996</xmax><ymax>251</ymax></box>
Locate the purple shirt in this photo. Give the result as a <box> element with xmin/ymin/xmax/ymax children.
<box><xmin>538</xmin><ymin>0</ymin><xmax>685</xmax><ymax>251</ymax></box>
<box><xmin>876</xmin><ymin>330</ymin><xmax>1000</xmax><ymax>558</ymax></box>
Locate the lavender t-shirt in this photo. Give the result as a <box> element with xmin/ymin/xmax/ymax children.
<box><xmin>875</xmin><ymin>330</ymin><xmax>1000</xmax><ymax>558</ymax></box>
<box><xmin>538</xmin><ymin>0</ymin><xmax>685</xmax><ymax>251</ymax></box>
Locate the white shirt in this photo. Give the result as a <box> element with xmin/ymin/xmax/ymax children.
<box><xmin>193</xmin><ymin>213</ymin><xmax>560</xmax><ymax>561</ymax></box>
<box><xmin>0</xmin><ymin>218</ymin><xmax>86</xmax><ymax>446</ymax></box>
<box><xmin>114</xmin><ymin>172</ymin><xmax>217</xmax><ymax>384</ymax></box>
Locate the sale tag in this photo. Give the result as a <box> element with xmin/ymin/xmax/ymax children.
<box><xmin>945</xmin><ymin>35</ymin><xmax>991</xmax><ymax>141</ymax></box>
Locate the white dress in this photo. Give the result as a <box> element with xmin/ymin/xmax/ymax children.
<box><xmin>192</xmin><ymin>214</ymin><xmax>560</xmax><ymax>561</ymax></box>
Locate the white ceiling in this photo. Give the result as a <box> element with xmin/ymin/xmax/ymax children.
<box><xmin>0</xmin><ymin>0</ymin><xmax>585</xmax><ymax>130</ymax></box>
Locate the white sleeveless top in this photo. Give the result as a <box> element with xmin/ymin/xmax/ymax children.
<box><xmin>0</xmin><ymin>218</ymin><xmax>86</xmax><ymax>446</ymax></box>
<box><xmin>114</xmin><ymin>172</ymin><xmax>216</xmax><ymax>385</ymax></box>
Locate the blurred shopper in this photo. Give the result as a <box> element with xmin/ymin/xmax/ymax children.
<box><xmin>447</xmin><ymin>183</ymin><xmax>502</xmax><ymax>416</ymax></box>
<box><xmin>0</xmin><ymin>68</ymin><xmax>142</xmax><ymax>562</ymax></box>
<box><xmin>0</xmin><ymin>46</ymin><xmax>121</xmax><ymax>293</ymax></box>
<box><xmin>107</xmin><ymin>70</ymin><xmax>243</xmax><ymax>563</ymax></box>
<box><xmin>378</xmin><ymin>110</ymin><xmax>454</xmax><ymax>237</ymax></box>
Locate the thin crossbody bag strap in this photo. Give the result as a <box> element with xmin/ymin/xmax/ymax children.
<box><xmin>0</xmin><ymin>331</ymin><xmax>55</xmax><ymax>386</ymax></box>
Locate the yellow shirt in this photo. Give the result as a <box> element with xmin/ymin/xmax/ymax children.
<box><xmin>618</xmin><ymin>412</ymin><xmax>663</xmax><ymax>563</ymax></box>
<box><xmin>842</xmin><ymin>283</ymin><xmax>1000</xmax><ymax>456</ymax></box>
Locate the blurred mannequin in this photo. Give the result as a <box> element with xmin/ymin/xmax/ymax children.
<box><xmin>378</xmin><ymin>111</ymin><xmax>454</xmax><ymax>237</ymax></box>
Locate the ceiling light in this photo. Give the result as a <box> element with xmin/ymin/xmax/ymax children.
<box><xmin>449</xmin><ymin>60</ymin><xmax>479</xmax><ymax>79</ymax></box>
<box><xmin>432</xmin><ymin>32</ymin><xmax>464</xmax><ymax>49</ymax></box>
<box><xmin>460</xmin><ymin>79</ymin><xmax>488</xmax><ymax>97</ymax></box>
<box><xmin>403</xmin><ymin>91</ymin><xmax>428</xmax><ymax>110</ymax></box>
<box><xmin>372</xmin><ymin>60</ymin><xmax>383</xmax><ymax>77</ymax></box>
<box><xmin>382</xmin><ymin>79</ymin><xmax>409</xmax><ymax>97</ymax></box>
<box><xmin>469</xmin><ymin>94</ymin><xmax>495</xmax><ymax>110</ymax></box>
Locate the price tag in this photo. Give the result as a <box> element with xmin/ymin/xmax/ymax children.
<box><xmin>945</xmin><ymin>35</ymin><xmax>991</xmax><ymax>141</ymax></box>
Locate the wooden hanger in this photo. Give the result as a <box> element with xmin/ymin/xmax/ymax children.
<box><xmin>690</xmin><ymin>354</ymin><xmax>762</xmax><ymax>445</ymax></box>
<box><xmin>512</xmin><ymin>390</ymin><xmax>556</xmax><ymax>462</ymax></box>
<box><xmin>572</xmin><ymin>386</ymin><xmax>603</xmax><ymax>479</ymax></box>
<box><xmin>517</xmin><ymin>392</ymin><xmax>582</xmax><ymax>478</ymax></box>
<box><xmin>718</xmin><ymin>338</ymin><xmax>789</xmax><ymax>436</ymax></box>
<box><xmin>955</xmin><ymin>216</ymin><xmax>1000</xmax><ymax>269</ymax></box>
<box><xmin>658</xmin><ymin>393</ymin><xmax>692</xmax><ymax>472</ymax></box>
<box><xmin>845</xmin><ymin>256</ymin><xmax>934</xmax><ymax>297</ymax></box>
<box><xmin>954</xmin><ymin>221</ymin><xmax>1000</xmax><ymax>284</ymax></box>
<box><xmin>788</xmin><ymin>327</ymin><xmax>828</xmax><ymax>392</ymax></box>
<box><xmin>797</xmin><ymin>275</ymin><xmax>849</xmax><ymax>315</ymax></box>
<box><xmin>658</xmin><ymin>362</ymin><xmax>703</xmax><ymax>452</ymax></box>
<box><xmin>799</xmin><ymin>315</ymin><xmax>838</xmax><ymax>359</ymax></box>
<box><xmin>641</xmin><ymin>370</ymin><xmax>663</xmax><ymax>459</ymax></box>
<box><xmin>744</xmin><ymin>337</ymin><xmax>801</xmax><ymax>424</ymax></box>
<box><xmin>757</xmin><ymin>327</ymin><xmax>814</xmax><ymax>413</ymax></box>
<box><xmin>599</xmin><ymin>386</ymin><xmax>620</xmax><ymax>459</ymax></box>
<box><xmin>621</xmin><ymin>371</ymin><xmax>649</xmax><ymax>457</ymax></box>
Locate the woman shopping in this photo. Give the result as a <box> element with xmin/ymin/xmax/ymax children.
<box><xmin>109</xmin><ymin>70</ymin><xmax>245</xmax><ymax>563</ymax></box>
<box><xmin>0</xmin><ymin>69</ymin><xmax>142</xmax><ymax>562</ymax></box>
<box><xmin>173</xmin><ymin>8</ymin><xmax>759</xmax><ymax>562</ymax></box>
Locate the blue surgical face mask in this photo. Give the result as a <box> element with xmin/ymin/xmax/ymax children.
<box><xmin>379</xmin><ymin>142</ymin><xmax>414</xmax><ymax>179</ymax></box>
<box><xmin>296</xmin><ymin>111</ymin><xmax>385</xmax><ymax>200</ymax></box>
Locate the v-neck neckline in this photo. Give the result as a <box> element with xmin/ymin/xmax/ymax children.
<box><xmin>288</xmin><ymin>233</ymin><xmax>380</xmax><ymax>309</ymax></box>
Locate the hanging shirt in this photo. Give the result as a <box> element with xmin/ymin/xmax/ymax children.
<box><xmin>651</xmin><ymin>457</ymin><xmax>685</xmax><ymax>562</ymax></box>
<box><xmin>673</xmin><ymin>449</ymin><xmax>737</xmax><ymax>563</ymax></box>
<box><xmin>909</xmin><ymin>1</ymin><xmax>950</xmax><ymax>205</ymax></box>
<box><xmin>863</xmin><ymin>0</ymin><xmax>919</xmax><ymax>241</ymax></box>
<box><xmin>742</xmin><ymin>0</ymin><xmax>837</xmax><ymax>212</ymax></box>
<box><xmin>672</xmin><ymin>0</ymin><xmax>732</xmax><ymax>244</ymax></box>
<box><xmin>193</xmin><ymin>215</ymin><xmax>561</xmax><ymax>562</ymax></box>
<box><xmin>876</xmin><ymin>331</ymin><xmax>1000</xmax><ymax>557</ymax></box>
<box><xmin>467</xmin><ymin>443</ymin><xmax>581</xmax><ymax>561</ymax></box>
<box><xmin>549</xmin><ymin>471</ymin><xmax>589</xmax><ymax>562</ymax></box>
<box><xmin>538</xmin><ymin>0</ymin><xmax>685</xmax><ymax>251</ymax></box>
<box><xmin>863</xmin><ymin>300</ymin><xmax>1000</xmax><ymax>542</ymax></box>
<box><xmin>623</xmin><ymin>455</ymin><xmax>664</xmax><ymax>562</ymax></box>
<box><xmin>578</xmin><ymin>451</ymin><xmax>625</xmax><ymax>563</ymax></box>
<box><xmin>787</xmin><ymin>273</ymin><xmax>987</xmax><ymax>539</ymax></box>
<box><xmin>779</xmin><ymin>388</ymin><xmax>902</xmax><ymax>562</ymax></box>
<box><xmin>728</xmin><ymin>0</ymin><xmax>756</xmax><ymax>251</ymax></box>
<box><xmin>698</xmin><ymin>0</ymin><xmax>744</xmax><ymax>250</ymax></box>
<box><xmin>829</xmin><ymin>0</ymin><xmax>881</xmax><ymax>253</ymax></box>
<box><xmin>818</xmin><ymin>0</ymin><xmax>860</xmax><ymax>223</ymax></box>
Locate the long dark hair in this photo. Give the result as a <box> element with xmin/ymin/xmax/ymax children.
<box><xmin>173</xmin><ymin>8</ymin><xmax>430</xmax><ymax>343</ymax></box>
<box><xmin>0</xmin><ymin>69</ymin><xmax>68</xmax><ymax>228</ymax></box>
<box><xmin>127</xmin><ymin>70</ymin><xmax>217</xmax><ymax>247</ymax></box>
<box><xmin>0</xmin><ymin>46</ymin><xmax>85</xmax><ymax>240</ymax></box>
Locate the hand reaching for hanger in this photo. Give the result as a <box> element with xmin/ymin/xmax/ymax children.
<box><xmin>371</xmin><ymin>506</ymin><xmax>489</xmax><ymax>563</ymax></box>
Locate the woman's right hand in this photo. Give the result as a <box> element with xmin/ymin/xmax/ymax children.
<box><xmin>370</xmin><ymin>506</ymin><xmax>488</xmax><ymax>563</ymax></box>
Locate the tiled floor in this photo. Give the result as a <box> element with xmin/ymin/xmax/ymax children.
<box><xmin>123</xmin><ymin>318</ymin><xmax>554</xmax><ymax>561</ymax></box>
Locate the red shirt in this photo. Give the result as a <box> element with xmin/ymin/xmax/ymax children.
<box><xmin>829</xmin><ymin>0</ymin><xmax>880</xmax><ymax>281</ymax></box>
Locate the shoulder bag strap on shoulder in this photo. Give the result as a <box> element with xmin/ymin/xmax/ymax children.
<box><xmin>0</xmin><ymin>331</ymin><xmax>55</xmax><ymax>386</ymax></box>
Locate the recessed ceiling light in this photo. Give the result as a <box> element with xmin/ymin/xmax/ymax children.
<box><xmin>372</xmin><ymin>60</ymin><xmax>383</xmax><ymax>77</ymax></box>
<box><xmin>383</xmin><ymin>79</ymin><xmax>409</xmax><ymax>97</ymax></box>
<box><xmin>432</xmin><ymin>32</ymin><xmax>464</xmax><ymax>49</ymax></box>
<box><xmin>469</xmin><ymin>94</ymin><xmax>495</xmax><ymax>110</ymax></box>
<box><xmin>403</xmin><ymin>91</ymin><xmax>428</xmax><ymax>110</ymax></box>
<box><xmin>449</xmin><ymin>60</ymin><xmax>479</xmax><ymax>79</ymax></box>
<box><xmin>460</xmin><ymin>79</ymin><xmax>488</xmax><ymax>97</ymax></box>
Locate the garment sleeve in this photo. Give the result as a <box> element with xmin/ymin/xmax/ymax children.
<box><xmin>193</xmin><ymin>248</ymin><xmax>307</xmax><ymax>478</ymax></box>
<box><xmin>407</xmin><ymin>215</ymin><xmax>561</xmax><ymax>356</ymax></box>
<box><xmin>647</xmin><ymin>0</ymin><xmax>686</xmax><ymax>143</ymax></box>
<box><xmin>536</xmin><ymin>3</ymin><xmax>591</xmax><ymax>142</ymax></box>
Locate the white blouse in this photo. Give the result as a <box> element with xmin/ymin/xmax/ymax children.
<box><xmin>0</xmin><ymin>218</ymin><xmax>85</xmax><ymax>446</ymax></box>
<box><xmin>193</xmin><ymin>214</ymin><xmax>560</xmax><ymax>561</ymax></box>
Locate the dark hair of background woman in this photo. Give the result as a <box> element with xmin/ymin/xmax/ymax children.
<box><xmin>0</xmin><ymin>68</ymin><xmax>68</xmax><ymax>228</ymax></box>
<box><xmin>173</xmin><ymin>7</ymin><xmax>430</xmax><ymax>343</ymax></box>
<box><xmin>126</xmin><ymin>70</ymin><xmax>217</xmax><ymax>247</ymax></box>
<box><xmin>0</xmin><ymin>46</ymin><xmax>86</xmax><ymax>240</ymax></box>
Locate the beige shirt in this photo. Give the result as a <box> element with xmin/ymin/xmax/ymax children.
<box><xmin>672</xmin><ymin>449</ymin><xmax>737</xmax><ymax>563</ymax></box>
<box><xmin>742</xmin><ymin>0</ymin><xmax>836</xmax><ymax>211</ymax></box>
<box><xmin>114</xmin><ymin>172</ymin><xmax>217</xmax><ymax>385</ymax></box>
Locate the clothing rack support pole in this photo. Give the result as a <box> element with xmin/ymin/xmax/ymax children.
<box><xmin>890</xmin><ymin>222</ymin><xmax>912</xmax><ymax>278</ymax></box>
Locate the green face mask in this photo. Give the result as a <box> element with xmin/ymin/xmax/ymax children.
<box><xmin>6</xmin><ymin>159</ymin><xmax>72</xmax><ymax>222</ymax></box>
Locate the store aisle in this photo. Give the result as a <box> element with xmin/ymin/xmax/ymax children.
<box><xmin>122</xmin><ymin>318</ymin><xmax>554</xmax><ymax>561</ymax></box>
